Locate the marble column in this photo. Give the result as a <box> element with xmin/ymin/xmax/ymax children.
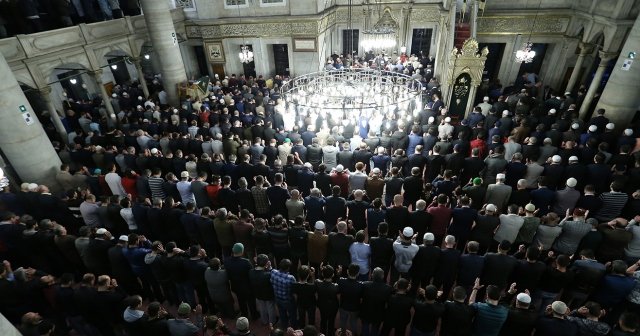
<box><xmin>139</xmin><ymin>0</ymin><xmax>187</xmax><ymax>106</ymax></box>
<box><xmin>470</xmin><ymin>0</ymin><xmax>479</xmax><ymax>38</ymax></box>
<box><xmin>595</xmin><ymin>13</ymin><xmax>640</xmax><ymax>129</ymax></box>
<box><xmin>132</xmin><ymin>57</ymin><xmax>150</xmax><ymax>97</ymax></box>
<box><xmin>0</xmin><ymin>51</ymin><xmax>61</xmax><ymax>188</ymax></box>
<box><xmin>578</xmin><ymin>51</ymin><xmax>617</xmax><ymax>119</ymax></box>
<box><xmin>89</xmin><ymin>69</ymin><xmax>116</xmax><ymax>123</ymax></box>
<box><xmin>565</xmin><ymin>42</ymin><xmax>594</xmax><ymax>93</ymax></box>
<box><xmin>39</xmin><ymin>86</ymin><xmax>68</xmax><ymax>144</ymax></box>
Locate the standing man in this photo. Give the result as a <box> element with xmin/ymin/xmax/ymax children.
<box><xmin>270</xmin><ymin>258</ymin><xmax>297</xmax><ymax>329</ymax></box>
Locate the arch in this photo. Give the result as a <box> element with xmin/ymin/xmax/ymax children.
<box><xmin>13</xmin><ymin>69</ymin><xmax>38</xmax><ymax>89</ymax></box>
<box><xmin>47</xmin><ymin>62</ymin><xmax>91</xmax><ymax>83</ymax></box>
<box><xmin>93</xmin><ymin>40</ymin><xmax>135</xmax><ymax>66</ymax></box>
<box><xmin>587</xmin><ymin>30</ymin><xmax>605</xmax><ymax>48</ymax></box>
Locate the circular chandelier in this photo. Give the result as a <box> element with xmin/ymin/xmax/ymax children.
<box><xmin>361</xmin><ymin>7</ymin><xmax>398</xmax><ymax>52</ymax></box>
<box><xmin>239</xmin><ymin>45</ymin><xmax>254</xmax><ymax>64</ymax></box>
<box><xmin>280</xmin><ymin>69</ymin><xmax>423</xmax><ymax>126</ymax></box>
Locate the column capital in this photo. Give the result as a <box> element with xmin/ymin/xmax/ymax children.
<box><xmin>578</xmin><ymin>42</ymin><xmax>595</xmax><ymax>55</ymax></box>
<box><xmin>88</xmin><ymin>68</ymin><xmax>103</xmax><ymax>78</ymax></box>
<box><xmin>598</xmin><ymin>51</ymin><xmax>618</xmax><ymax>64</ymax></box>
<box><xmin>37</xmin><ymin>86</ymin><xmax>52</xmax><ymax>96</ymax></box>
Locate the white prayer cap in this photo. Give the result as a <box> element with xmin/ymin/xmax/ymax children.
<box><xmin>502</xmin><ymin>110</ymin><xmax>509</xmax><ymax>116</ymax></box>
<box><xmin>624</xmin><ymin>129</ymin><xmax>633</xmax><ymax>136</ymax></box>
<box><xmin>588</xmin><ymin>125</ymin><xmax>597</xmax><ymax>132</ymax></box>
<box><xmin>111</xmin><ymin>93</ymin><xmax>117</xmax><ymax>98</ymax></box>
<box><xmin>444</xmin><ymin>117</ymin><xmax>451</xmax><ymax>123</ymax></box>
<box><xmin>496</xmin><ymin>173</ymin><xmax>506</xmax><ymax>180</ymax></box>
<box><xmin>551</xmin><ymin>155</ymin><xmax>562</xmax><ymax>163</ymax></box>
<box><xmin>606</xmin><ymin>123</ymin><xmax>614</xmax><ymax>130</ymax></box>
<box><xmin>571</xmin><ymin>123</ymin><xmax>580</xmax><ymax>130</ymax></box>
<box><xmin>549</xmin><ymin>109</ymin><xmax>556</xmax><ymax>114</ymax></box>
<box><xmin>402</xmin><ymin>227</ymin><xmax>414</xmax><ymax>237</ymax></box>
<box><xmin>569</xmin><ymin>156</ymin><xmax>579</xmax><ymax>162</ymax></box>
<box><xmin>483</xmin><ymin>96</ymin><xmax>489</xmax><ymax>101</ymax></box>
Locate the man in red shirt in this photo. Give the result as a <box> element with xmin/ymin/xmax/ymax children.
<box><xmin>470</xmin><ymin>133</ymin><xmax>488</xmax><ymax>159</ymax></box>
<box><xmin>330</xmin><ymin>165</ymin><xmax>350</xmax><ymax>198</ymax></box>
<box><xmin>427</xmin><ymin>194</ymin><xmax>453</xmax><ymax>246</ymax></box>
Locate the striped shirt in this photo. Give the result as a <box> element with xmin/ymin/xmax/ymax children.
<box><xmin>148</xmin><ymin>176</ymin><xmax>166</xmax><ymax>199</ymax></box>
<box><xmin>596</xmin><ymin>192</ymin><xmax>628</xmax><ymax>221</ymax></box>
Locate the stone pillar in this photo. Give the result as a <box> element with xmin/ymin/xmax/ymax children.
<box><xmin>139</xmin><ymin>0</ymin><xmax>187</xmax><ymax>106</ymax></box>
<box><xmin>565</xmin><ymin>42</ymin><xmax>594</xmax><ymax>93</ymax></box>
<box><xmin>578</xmin><ymin>51</ymin><xmax>617</xmax><ymax>119</ymax></box>
<box><xmin>466</xmin><ymin>85</ymin><xmax>478</xmax><ymax>117</ymax></box>
<box><xmin>595</xmin><ymin>13</ymin><xmax>640</xmax><ymax>129</ymax></box>
<box><xmin>39</xmin><ymin>86</ymin><xmax>68</xmax><ymax>144</ymax></box>
<box><xmin>132</xmin><ymin>57</ymin><xmax>150</xmax><ymax>97</ymax></box>
<box><xmin>89</xmin><ymin>69</ymin><xmax>117</xmax><ymax>124</ymax></box>
<box><xmin>470</xmin><ymin>0</ymin><xmax>479</xmax><ymax>38</ymax></box>
<box><xmin>0</xmin><ymin>51</ymin><xmax>61</xmax><ymax>188</ymax></box>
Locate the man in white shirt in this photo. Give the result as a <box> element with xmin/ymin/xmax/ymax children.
<box><xmin>176</xmin><ymin>171</ymin><xmax>196</xmax><ymax>206</ymax></box>
<box><xmin>105</xmin><ymin>164</ymin><xmax>127</xmax><ymax>197</ymax></box>
<box><xmin>477</xmin><ymin>96</ymin><xmax>492</xmax><ymax>116</ymax></box>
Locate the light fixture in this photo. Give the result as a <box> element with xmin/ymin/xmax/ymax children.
<box><xmin>515</xmin><ymin>41</ymin><xmax>536</xmax><ymax>63</ymax></box>
<box><xmin>239</xmin><ymin>45</ymin><xmax>254</xmax><ymax>64</ymax></box>
<box><xmin>144</xmin><ymin>54</ymin><xmax>150</xmax><ymax>60</ymax></box>
<box><xmin>514</xmin><ymin>0</ymin><xmax>541</xmax><ymax>63</ymax></box>
<box><xmin>111</xmin><ymin>64</ymin><xmax>118</xmax><ymax>70</ymax></box>
<box><xmin>281</xmin><ymin>69</ymin><xmax>423</xmax><ymax>122</ymax></box>
<box><xmin>69</xmin><ymin>78</ymin><xmax>77</xmax><ymax>84</ymax></box>
<box><xmin>81</xmin><ymin>83</ymin><xmax>87</xmax><ymax>89</ymax></box>
<box><xmin>361</xmin><ymin>6</ymin><xmax>398</xmax><ymax>52</ymax></box>
<box><xmin>0</xmin><ymin>167</ymin><xmax>8</xmax><ymax>188</ymax></box>
<box><xmin>235</xmin><ymin>2</ymin><xmax>254</xmax><ymax>64</ymax></box>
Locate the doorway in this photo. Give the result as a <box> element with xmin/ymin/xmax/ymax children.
<box><xmin>342</xmin><ymin>29</ymin><xmax>359</xmax><ymax>57</ymax></box>
<box><xmin>193</xmin><ymin>46</ymin><xmax>209</xmax><ymax>77</ymax></box>
<box><xmin>240</xmin><ymin>45</ymin><xmax>257</xmax><ymax>78</ymax></box>
<box><xmin>211</xmin><ymin>64</ymin><xmax>225</xmax><ymax>81</ymax></box>
<box><xmin>58</xmin><ymin>70</ymin><xmax>89</xmax><ymax>102</ymax></box>
<box><xmin>272</xmin><ymin>44</ymin><xmax>290</xmax><ymax>77</ymax></box>
<box><xmin>410</xmin><ymin>28</ymin><xmax>433</xmax><ymax>57</ymax></box>
<box><xmin>478</xmin><ymin>43</ymin><xmax>505</xmax><ymax>81</ymax></box>
<box><xmin>516</xmin><ymin>43</ymin><xmax>548</xmax><ymax>79</ymax></box>
<box><xmin>108</xmin><ymin>57</ymin><xmax>131</xmax><ymax>85</ymax></box>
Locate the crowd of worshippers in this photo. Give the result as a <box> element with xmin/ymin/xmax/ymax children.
<box><xmin>2</xmin><ymin>65</ymin><xmax>640</xmax><ymax>336</ymax></box>
<box><xmin>0</xmin><ymin>0</ymin><xmax>143</xmax><ymax>38</ymax></box>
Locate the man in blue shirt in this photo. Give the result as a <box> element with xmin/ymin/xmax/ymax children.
<box><xmin>270</xmin><ymin>258</ymin><xmax>297</xmax><ymax>328</ymax></box>
<box><xmin>468</xmin><ymin>280</ymin><xmax>508</xmax><ymax>336</ymax></box>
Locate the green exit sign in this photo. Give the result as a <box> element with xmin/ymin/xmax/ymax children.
<box><xmin>19</xmin><ymin>105</ymin><xmax>27</xmax><ymax>113</ymax></box>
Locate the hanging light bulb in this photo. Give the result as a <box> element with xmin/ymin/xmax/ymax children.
<box><xmin>111</xmin><ymin>64</ymin><xmax>118</xmax><ymax>70</ymax></box>
<box><xmin>69</xmin><ymin>78</ymin><xmax>77</xmax><ymax>85</ymax></box>
<box><xmin>144</xmin><ymin>54</ymin><xmax>150</xmax><ymax>60</ymax></box>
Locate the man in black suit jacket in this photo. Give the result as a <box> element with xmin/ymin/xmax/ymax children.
<box><xmin>481</xmin><ymin>240</ymin><xmax>518</xmax><ymax>290</ymax></box>
<box><xmin>84</xmin><ymin>228</ymin><xmax>115</xmax><ymax>276</ymax></box>
<box><xmin>327</xmin><ymin>221</ymin><xmax>355</xmax><ymax>275</ymax></box>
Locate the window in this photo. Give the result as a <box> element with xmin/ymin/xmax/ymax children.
<box><xmin>175</xmin><ymin>0</ymin><xmax>196</xmax><ymax>10</ymax></box>
<box><xmin>224</xmin><ymin>0</ymin><xmax>248</xmax><ymax>8</ymax></box>
<box><xmin>260</xmin><ymin>0</ymin><xmax>286</xmax><ymax>7</ymax></box>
